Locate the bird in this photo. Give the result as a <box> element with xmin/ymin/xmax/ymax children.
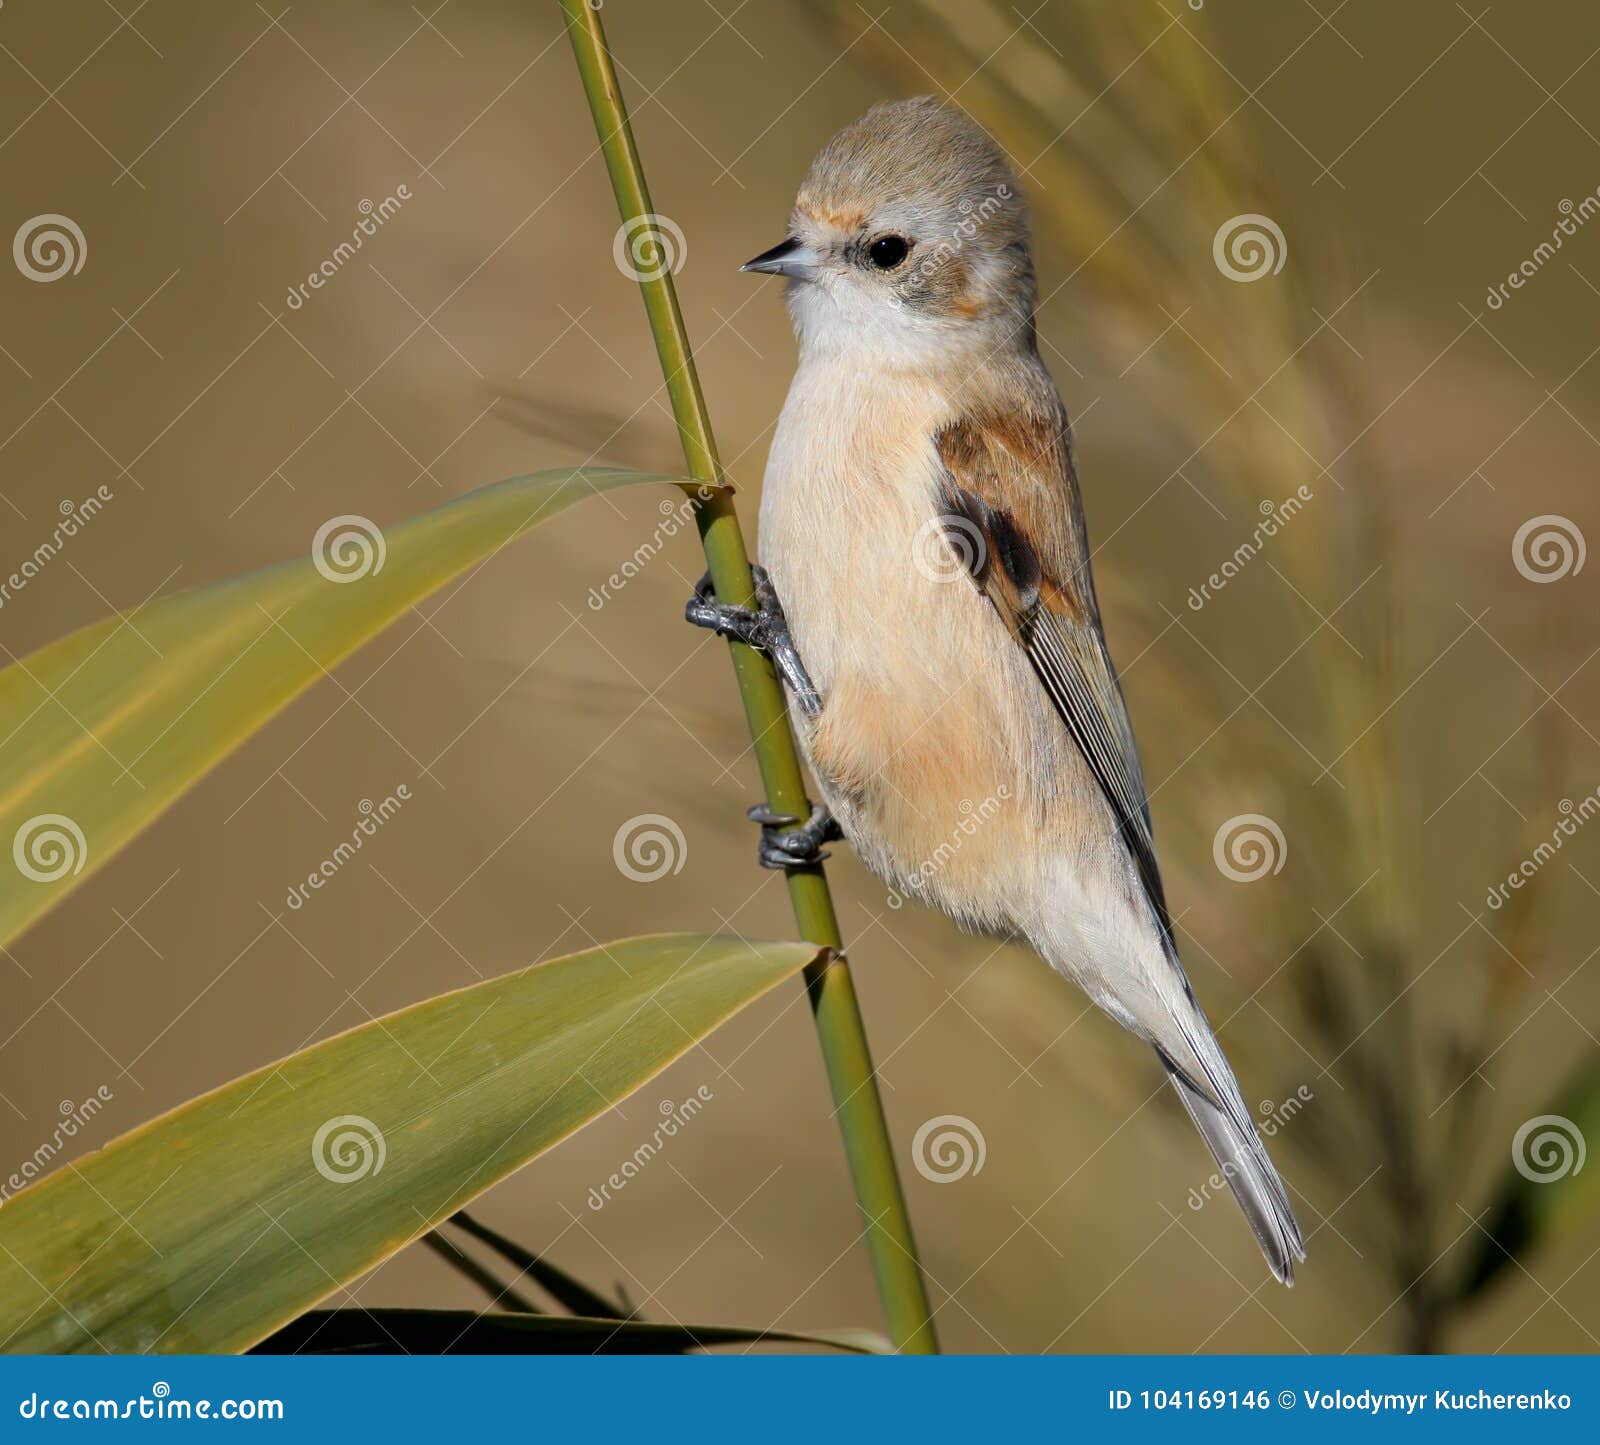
<box><xmin>685</xmin><ymin>96</ymin><xmax>1306</xmax><ymax>1285</ymax></box>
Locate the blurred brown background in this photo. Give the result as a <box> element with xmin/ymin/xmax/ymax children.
<box><xmin>1</xmin><ymin>0</ymin><xmax>1596</xmax><ymax>1353</ymax></box>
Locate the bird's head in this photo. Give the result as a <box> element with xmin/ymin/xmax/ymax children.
<box><xmin>744</xmin><ymin>97</ymin><xmax>1036</xmax><ymax>365</ymax></box>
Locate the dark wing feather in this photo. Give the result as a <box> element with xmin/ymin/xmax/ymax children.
<box><xmin>935</xmin><ymin>415</ymin><xmax>1171</xmax><ymax>941</ymax></box>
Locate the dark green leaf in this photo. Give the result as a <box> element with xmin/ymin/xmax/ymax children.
<box><xmin>446</xmin><ymin>1210</ymin><xmax>624</xmax><ymax>1319</ymax></box>
<box><xmin>252</xmin><ymin>1308</ymin><xmax>886</xmax><ymax>1355</ymax></box>
<box><xmin>1457</xmin><ymin>1053</ymin><xmax>1600</xmax><ymax>1300</ymax></box>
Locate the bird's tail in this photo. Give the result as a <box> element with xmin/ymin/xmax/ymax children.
<box><xmin>1158</xmin><ymin>1023</ymin><xmax>1306</xmax><ymax>1286</ymax></box>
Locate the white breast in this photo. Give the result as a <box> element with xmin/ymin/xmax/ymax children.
<box><xmin>755</xmin><ymin>356</ymin><xmax>1066</xmax><ymax>928</ymax></box>
<box><xmin>758</xmin><ymin>359</ymin><xmax>950</xmax><ymax>690</ymax></box>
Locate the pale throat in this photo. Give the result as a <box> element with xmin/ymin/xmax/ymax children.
<box><xmin>787</xmin><ymin>283</ymin><xmax>1027</xmax><ymax>375</ymax></box>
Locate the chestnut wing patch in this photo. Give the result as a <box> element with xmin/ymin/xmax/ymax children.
<box><xmin>935</xmin><ymin>419</ymin><xmax>1171</xmax><ymax>940</ymax></box>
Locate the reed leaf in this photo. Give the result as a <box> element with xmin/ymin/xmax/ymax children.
<box><xmin>0</xmin><ymin>466</ymin><xmax>691</xmax><ymax>949</ymax></box>
<box><xmin>0</xmin><ymin>933</ymin><xmax>820</xmax><ymax>1354</ymax></box>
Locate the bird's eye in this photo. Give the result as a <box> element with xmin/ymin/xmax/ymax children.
<box><xmin>868</xmin><ymin>234</ymin><xmax>909</xmax><ymax>270</ymax></box>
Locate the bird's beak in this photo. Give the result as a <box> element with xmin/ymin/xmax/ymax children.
<box><xmin>740</xmin><ymin>236</ymin><xmax>819</xmax><ymax>280</ymax></box>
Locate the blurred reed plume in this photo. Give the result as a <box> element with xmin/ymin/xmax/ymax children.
<box><xmin>798</xmin><ymin>0</ymin><xmax>1597</xmax><ymax>1350</ymax></box>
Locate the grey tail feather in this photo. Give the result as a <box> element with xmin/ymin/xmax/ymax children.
<box><xmin>1161</xmin><ymin>1055</ymin><xmax>1307</xmax><ymax>1286</ymax></box>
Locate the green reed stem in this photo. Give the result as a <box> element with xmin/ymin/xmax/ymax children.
<box><xmin>559</xmin><ymin>0</ymin><xmax>938</xmax><ymax>1354</ymax></box>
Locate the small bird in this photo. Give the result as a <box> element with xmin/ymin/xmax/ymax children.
<box><xmin>687</xmin><ymin>97</ymin><xmax>1305</xmax><ymax>1283</ymax></box>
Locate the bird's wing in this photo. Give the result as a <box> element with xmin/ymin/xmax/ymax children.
<box><xmin>933</xmin><ymin>408</ymin><xmax>1171</xmax><ymax>942</ymax></box>
<box><xmin>935</xmin><ymin>411</ymin><xmax>1308</xmax><ymax>1281</ymax></box>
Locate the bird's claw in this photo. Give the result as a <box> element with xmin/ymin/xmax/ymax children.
<box><xmin>749</xmin><ymin>802</ymin><xmax>843</xmax><ymax>871</ymax></box>
<box><xmin>685</xmin><ymin>566</ymin><xmax>822</xmax><ymax>719</ymax></box>
<box><xmin>746</xmin><ymin>803</ymin><xmax>799</xmax><ymax>828</ymax></box>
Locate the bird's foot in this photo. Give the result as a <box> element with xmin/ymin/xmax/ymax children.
<box><xmin>747</xmin><ymin>802</ymin><xmax>843</xmax><ymax>871</ymax></box>
<box><xmin>685</xmin><ymin>565</ymin><xmax>821</xmax><ymax>718</ymax></box>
